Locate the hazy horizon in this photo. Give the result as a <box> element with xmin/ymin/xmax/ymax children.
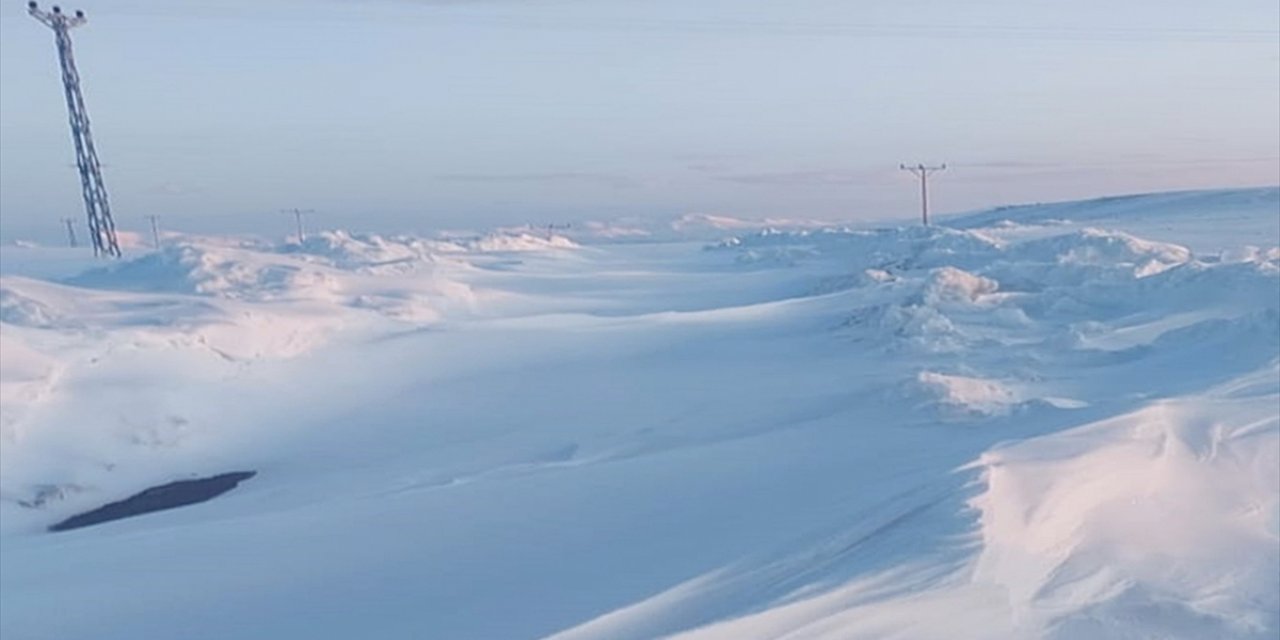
<box><xmin>2</xmin><ymin>0</ymin><xmax>1277</xmax><ymax>243</ymax></box>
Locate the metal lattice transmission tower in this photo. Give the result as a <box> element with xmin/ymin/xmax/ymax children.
<box><xmin>28</xmin><ymin>2</ymin><xmax>121</xmax><ymax>258</ymax></box>
<box><xmin>899</xmin><ymin>163</ymin><xmax>946</xmax><ymax>226</ymax></box>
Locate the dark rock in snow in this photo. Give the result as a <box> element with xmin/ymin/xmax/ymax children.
<box><xmin>48</xmin><ymin>471</ymin><xmax>256</xmax><ymax>532</ymax></box>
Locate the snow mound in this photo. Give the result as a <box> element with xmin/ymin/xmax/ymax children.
<box><xmin>510</xmin><ymin>213</ymin><xmax>850</xmax><ymax>245</ymax></box>
<box><xmin>0</xmin><ymin>338</ymin><xmax>61</xmax><ymax>442</ymax></box>
<box><xmin>947</xmin><ymin>187</ymin><xmax>1279</xmax><ymax>254</ymax></box>
<box><xmin>949</xmin><ymin>186</ymin><xmax>1279</xmax><ymax>229</ymax></box>
<box><xmin>576</xmin><ymin>220</ymin><xmax>653</xmax><ymax>240</ymax></box>
<box><xmin>55</xmin><ymin>235</ymin><xmax>477</xmax><ymax>322</ymax></box>
<box><xmin>970</xmin><ymin>390</ymin><xmax>1279</xmax><ymax>638</ymax></box>
<box><xmin>1218</xmin><ymin>245</ymin><xmax>1280</xmax><ymax>264</ymax></box>
<box><xmin>466</xmin><ymin>232</ymin><xmax>579</xmax><ymax>252</ymax></box>
<box><xmin>1011</xmin><ymin>228</ymin><xmax>1191</xmax><ymax>276</ymax></box>
<box><xmin>922</xmin><ymin>267</ymin><xmax>999</xmax><ymax>306</ymax></box>
<box><xmin>69</xmin><ymin>243</ymin><xmax>343</xmax><ymax>302</ymax></box>
<box><xmin>110</xmin><ymin>230</ymin><xmax>154</xmax><ymax>251</ymax></box>
<box><xmin>712</xmin><ymin>225</ymin><xmax>1005</xmax><ymax>272</ymax></box>
<box><xmin>672</xmin><ymin>213</ymin><xmax>836</xmax><ymax>235</ymax></box>
<box><xmin>914</xmin><ymin>371</ymin><xmax>1020</xmax><ymax>417</ymax></box>
<box><xmin>283</xmin><ymin>230</ymin><xmax>462</xmax><ymax>271</ymax></box>
<box><xmin>0</xmin><ymin>286</ymin><xmax>64</xmax><ymax>328</ymax></box>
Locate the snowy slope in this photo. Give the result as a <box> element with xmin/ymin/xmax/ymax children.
<box><xmin>944</xmin><ymin>186</ymin><xmax>1279</xmax><ymax>254</ymax></box>
<box><xmin>0</xmin><ymin>189</ymin><xmax>1277</xmax><ymax>639</ymax></box>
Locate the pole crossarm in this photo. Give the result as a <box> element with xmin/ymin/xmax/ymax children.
<box><xmin>27</xmin><ymin>3</ymin><xmax>85</xmax><ymax>28</ymax></box>
<box><xmin>899</xmin><ymin>163</ymin><xmax>946</xmax><ymax>178</ymax></box>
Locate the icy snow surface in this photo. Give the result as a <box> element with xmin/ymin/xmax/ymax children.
<box><xmin>1</xmin><ymin>189</ymin><xmax>1277</xmax><ymax>639</ymax></box>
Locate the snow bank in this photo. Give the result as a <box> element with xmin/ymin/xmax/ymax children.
<box><xmin>0</xmin><ymin>285</ymin><xmax>64</xmax><ymax>328</ymax></box>
<box><xmin>643</xmin><ymin>194</ymin><xmax>1279</xmax><ymax>639</ymax></box>
<box><xmin>946</xmin><ymin>187</ymin><xmax>1279</xmax><ymax>254</ymax></box>
<box><xmin>970</xmin><ymin>386</ymin><xmax>1279</xmax><ymax>638</ymax></box>
<box><xmin>284</xmin><ymin>230</ymin><xmax>463</xmax><ymax>270</ymax></box>
<box><xmin>53</xmin><ymin>233</ymin><xmax>483</xmax><ymax>319</ymax></box>
<box><xmin>1008</xmin><ymin>228</ymin><xmax>1192</xmax><ymax>278</ymax></box>
<box><xmin>0</xmin><ymin>232</ymin><xmax>485</xmax><ymax>462</ymax></box>
<box><xmin>915</xmin><ymin>371</ymin><xmax>1020</xmax><ymax>417</ymax></box>
<box><xmin>922</xmin><ymin>267</ymin><xmax>1000</xmax><ymax>306</ymax></box>
<box><xmin>712</xmin><ymin>225</ymin><xmax>1005</xmax><ymax>272</ymax></box>
<box><xmin>70</xmin><ymin>243</ymin><xmax>344</xmax><ymax>301</ymax></box>
<box><xmin>467</xmin><ymin>231</ymin><xmax>579</xmax><ymax>252</ymax></box>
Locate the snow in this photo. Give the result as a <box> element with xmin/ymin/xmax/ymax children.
<box><xmin>466</xmin><ymin>231</ymin><xmax>580</xmax><ymax>253</ymax></box>
<box><xmin>945</xmin><ymin>186</ymin><xmax>1279</xmax><ymax>255</ymax></box>
<box><xmin>0</xmin><ymin>186</ymin><xmax>1277</xmax><ymax>639</ymax></box>
<box><xmin>914</xmin><ymin>371</ymin><xmax>1021</xmax><ymax>417</ymax></box>
<box><xmin>970</xmin><ymin>390</ymin><xmax>1280</xmax><ymax>639</ymax></box>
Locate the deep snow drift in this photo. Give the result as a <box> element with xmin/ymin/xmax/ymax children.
<box><xmin>0</xmin><ymin>188</ymin><xmax>1277</xmax><ymax>639</ymax></box>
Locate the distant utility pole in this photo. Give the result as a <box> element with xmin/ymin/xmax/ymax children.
<box><xmin>145</xmin><ymin>215</ymin><xmax>161</xmax><ymax>248</ymax></box>
<box><xmin>544</xmin><ymin>223</ymin><xmax>570</xmax><ymax>240</ymax></box>
<box><xmin>281</xmin><ymin>208</ymin><xmax>314</xmax><ymax>243</ymax></box>
<box><xmin>28</xmin><ymin>2</ymin><xmax>121</xmax><ymax>258</ymax></box>
<box><xmin>60</xmin><ymin>217</ymin><xmax>78</xmax><ymax>247</ymax></box>
<box><xmin>899</xmin><ymin>163</ymin><xmax>946</xmax><ymax>226</ymax></box>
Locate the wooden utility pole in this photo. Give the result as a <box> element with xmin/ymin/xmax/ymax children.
<box><xmin>145</xmin><ymin>215</ymin><xmax>161</xmax><ymax>248</ymax></box>
<box><xmin>281</xmin><ymin>208</ymin><xmax>314</xmax><ymax>243</ymax></box>
<box><xmin>900</xmin><ymin>163</ymin><xmax>946</xmax><ymax>225</ymax></box>
<box><xmin>60</xmin><ymin>217</ymin><xmax>77</xmax><ymax>247</ymax></box>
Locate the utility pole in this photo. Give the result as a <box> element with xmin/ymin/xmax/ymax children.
<box><xmin>29</xmin><ymin>2</ymin><xmax>121</xmax><ymax>258</ymax></box>
<box><xmin>60</xmin><ymin>217</ymin><xmax>78</xmax><ymax>247</ymax></box>
<box><xmin>281</xmin><ymin>208</ymin><xmax>314</xmax><ymax>243</ymax></box>
<box><xmin>544</xmin><ymin>222</ymin><xmax>570</xmax><ymax>240</ymax></box>
<box><xmin>145</xmin><ymin>214</ymin><xmax>161</xmax><ymax>248</ymax></box>
<box><xmin>899</xmin><ymin>163</ymin><xmax>946</xmax><ymax>226</ymax></box>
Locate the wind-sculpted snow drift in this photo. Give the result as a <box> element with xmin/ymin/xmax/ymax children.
<box><xmin>0</xmin><ymin>188</ymin><xmax>1277</xmax><ymax>639</ymax></box>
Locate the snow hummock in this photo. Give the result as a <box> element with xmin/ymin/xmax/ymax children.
<box><xmin>467</xmin><ymin>231</ymin><xmax>580</xmax><ymax>252</ymax></box>
<box><xmin>672</xmin><ymin>212</ymin><xmax>837</xmax><ymax>234</ymax></box>
<box><xmin>915</xmin><ymin>371</ymin><xmax>1020</xmax><ymax>417</ymax></box>
<box><xmin>0</xmin><ymin>187</ymin><xmax>1277</xmax><ymax>640</ymax></box>
<box><xmin>922</xmin><ymin>267</ymin><xmax>1000</xmax><ymax>305</ymax></box>
<box><xmin>969</xmin><ymin>389</ymin><xmax>1280</xmax><ymax>638</ymax></box>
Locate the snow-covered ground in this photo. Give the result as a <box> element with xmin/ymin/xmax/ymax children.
<box><xmin>1</xmin><ymin>187</ymin><xmax>1277</xmax><ymax>639</ymax></box>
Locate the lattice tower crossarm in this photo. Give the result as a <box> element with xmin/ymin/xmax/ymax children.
<box><xmin>28</xmin><ymin>2</ymin><xmax>121</xmax><ymax>257</ymax></box>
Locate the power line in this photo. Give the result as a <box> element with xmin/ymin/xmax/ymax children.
<box><xmin>900</xmin><ymin>163</ymin><xmax>946</xmax><ymax>226</ymax></box>
<box><xmin>87</xmin><ymin>5</ymin><xmax>1280</xmax><ymax>43</ymax></box>
<box><xmin>456</xmin><ymin>18</ymin><xmax>1280</xmax><ymax>43</ymax></box>
<box><xmin>28</xmin><ymin>2</ymin><xmax>121</xmax><ymax>258</ymax></box>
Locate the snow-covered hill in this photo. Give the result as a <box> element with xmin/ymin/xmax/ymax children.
<box><xmin>1</xmin><ymin>188</ymin><xmax>1277</xmax><ymax>639</ymax></box>
<box><xmin>945</xmin><ymin>186</ymin><xmax>1279</xmax><ymax>253</ymax></box>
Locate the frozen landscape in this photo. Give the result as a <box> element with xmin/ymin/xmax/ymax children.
<box><xmin>0</xmin><ymin>186</ymin><xmax>1277</xmax><ymax>639</ymax></box>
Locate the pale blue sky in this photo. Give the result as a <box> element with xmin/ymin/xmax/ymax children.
<box><xmin>1</xmin><ymin>0</ymin><xmax>1277</xmax><ymax>241</ymax></box>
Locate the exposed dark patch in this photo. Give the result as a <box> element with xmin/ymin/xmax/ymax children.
<box><xmin>48</xmin><ymin>471</ymin><xmax>256</xmax><ymax>532</ymax></box>
<box><xmin>19</xmin><ymin>483</ymin><xmax>84</xmax><ymax>509</ymax></box>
